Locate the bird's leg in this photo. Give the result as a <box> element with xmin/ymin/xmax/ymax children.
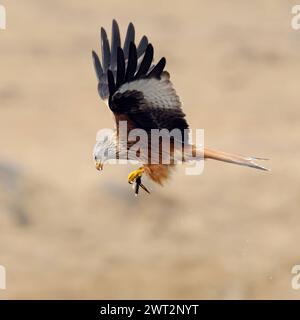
<box><xmin>128</xmin><ymin>167</ymin><xmax>150</xmax><ymax>195</ymax></box>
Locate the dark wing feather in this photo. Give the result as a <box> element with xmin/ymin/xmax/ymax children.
<box><xmin>135</xmin><ymin>44</ymin><xmax>153</xmax><ymax>79</ymax></box>
<box><xmin>116</xmin><ymin>47</ymin><xmax>125</xmax><ymax>88</ymax></box>
<box><xmin>110</xmin><ymin>19</ymin><xmax>121</xmax><ymax>69</ymax></box>
<box><xmin>101</xmin><ymin>27</ymin><xmax>110</xmax><ymax>72</ymax></box>
<box><xmin>92</xmin><ymin>20</ymin><xmax>168</xmax><ymax>101</ymax></box>
<box><xmin>137</xmin><ymin>36</ymin><xmax>148</xmax><ymax>58</ymax></box>
<box><xmin>148</xmin><ymin>57</ymin><xmax>166</xmax><ymax>78</ymax></box>
<box><xmin>123</xmin><ymin>22</ymin><xmax>135</xmax><ymax>59</ymax></box>
<box><xmin>125</xmin><ymin>42</ymin><xmax>138</xmax><ymax>82</ymax></box>
<box><xmin>92</xmin><ymin>50</ymin><xmax>103</xmax><ymax>80</ymax></box>
<box><xmin>107</xmin><ymin>70</ymin><xmax>116</xmax><ymax>96</ymax></box>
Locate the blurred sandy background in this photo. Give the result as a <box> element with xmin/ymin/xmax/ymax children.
<box><xmin>0</xmin><ymin>0</ymin><xmax>300</xmax><ymax>299</ymax></box>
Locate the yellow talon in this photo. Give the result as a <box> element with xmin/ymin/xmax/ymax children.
<box><xmin>128</xmin><ymin>167</ymin><xmax>144</xmax><ymax>184</ymax></box>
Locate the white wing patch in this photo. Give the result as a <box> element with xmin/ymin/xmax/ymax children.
<box><xmin>117</xmin><ymin>74</ymin><xmax>182</xmax><ymax>110</ymax></box>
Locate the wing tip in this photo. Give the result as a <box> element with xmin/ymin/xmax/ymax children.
<box><xmin>249</xmin><ymin>156</ymin><xmax>270</xmax><ymax>171</ymax></box>
<box><xmin>128</xmin><ymin>21</ymin><xmax>135</xmax><ymax>31</ymax></box>
<box><xmin>100</xmin><ymin>27</ymin><xmax>107</xmax><ymax>37</ymax></box>
<box><xmin>92</xmin><ymin>50</ymin><xmax>98</xmax><ymax>58</ymax></box>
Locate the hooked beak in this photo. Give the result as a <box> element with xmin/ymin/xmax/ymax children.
<box><xmin>95</xmin><ymin>160</ymin><xmax>103</xmax><ymax>171</ymax></box>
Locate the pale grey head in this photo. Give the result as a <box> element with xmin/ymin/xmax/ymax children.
<box><xmin>93</xmin><ymin>130</ymin><xmax>117</xmax><ymax>171</ymax></box>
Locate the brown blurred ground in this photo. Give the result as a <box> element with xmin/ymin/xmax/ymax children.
<box><xmin>0</xmin><ymin>0</ymin><xmax>300</xmax><ymax>299</ymax></box>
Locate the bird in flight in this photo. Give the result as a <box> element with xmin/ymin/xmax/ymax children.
<box><xmin>92</xmin><ymin>20</ymin><xmax>268</xmax><ymax>195</ymax></box>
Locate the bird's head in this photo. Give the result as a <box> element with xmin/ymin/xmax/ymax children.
<box><xmin>93</xmin><ymin>130</ymin><xmax>117</xmax><ymax>171</ymax></box>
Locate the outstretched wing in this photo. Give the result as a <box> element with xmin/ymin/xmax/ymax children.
<box><xmin>92</xmin><ymin>20</ymin><xmax>149</xmax><ymax>100</ymax></box>
<box><xmin>92</xmin><ymin>20</ymin><xmax>189</xmax><ymax>136</ymax></box>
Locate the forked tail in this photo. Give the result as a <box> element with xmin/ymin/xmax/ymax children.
<box><xmin>203</xmin><ymin>147</ymin><xmax>269</xmax><ymax>171</ymax></box>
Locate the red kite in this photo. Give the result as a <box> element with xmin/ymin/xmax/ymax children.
<box><xmin>92</xmin><ymin>20</ymin><xmax>268</xmax><ymax>195</ymax></box>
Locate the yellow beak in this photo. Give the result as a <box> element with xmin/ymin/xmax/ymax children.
<box><xmin>95</xmin><ymin>160</ymin><xmax>103</xmax><ymax>171</ymax></box>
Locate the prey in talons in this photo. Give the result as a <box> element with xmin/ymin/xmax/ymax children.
<box><xmin>128</xmin><ymin>167</ymin><xmax>150</xmax><ymax>196</ymax></box>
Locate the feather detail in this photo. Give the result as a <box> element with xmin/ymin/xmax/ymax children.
<box><xmin>203</xmin><ymin>147</ymin><xmax>269</xmax><ymax>171</ymax></box>
<box><xmin>137</xmin><ymin>36</ymin><xmax>149</xmax><ymax>58</ymax></box>
<box><xmin>123</xmin><ymin>22</ymin><xmax>135</xmax><ymax>59</ymax></box>
<box><xmin>101</xmin><ymin>27</ymin><xmax>110</xmax><ymax>72</ymax></box>
<box><xmin>92</xmin><ymin>20</ymin><xmax>167</xmax><ymax>101</ymax></box>
<box><xmin>143</xmin><ymin>164</ymin><xmax>174</xmax><ymax>185</ymax></box>
<box><xmin>125</xmin><ymin>42</ymin><xmax>138</xmax><ymax>81</ymax></box>
<box><xmin>110</xmin><ymin>19</ymin><xmax>121</xmax><ymax>69</ymax></box>
<box><xmin>135</xmin><ymin>44</ymin><xmax>154</xmax><ymax>79</ymax></box>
